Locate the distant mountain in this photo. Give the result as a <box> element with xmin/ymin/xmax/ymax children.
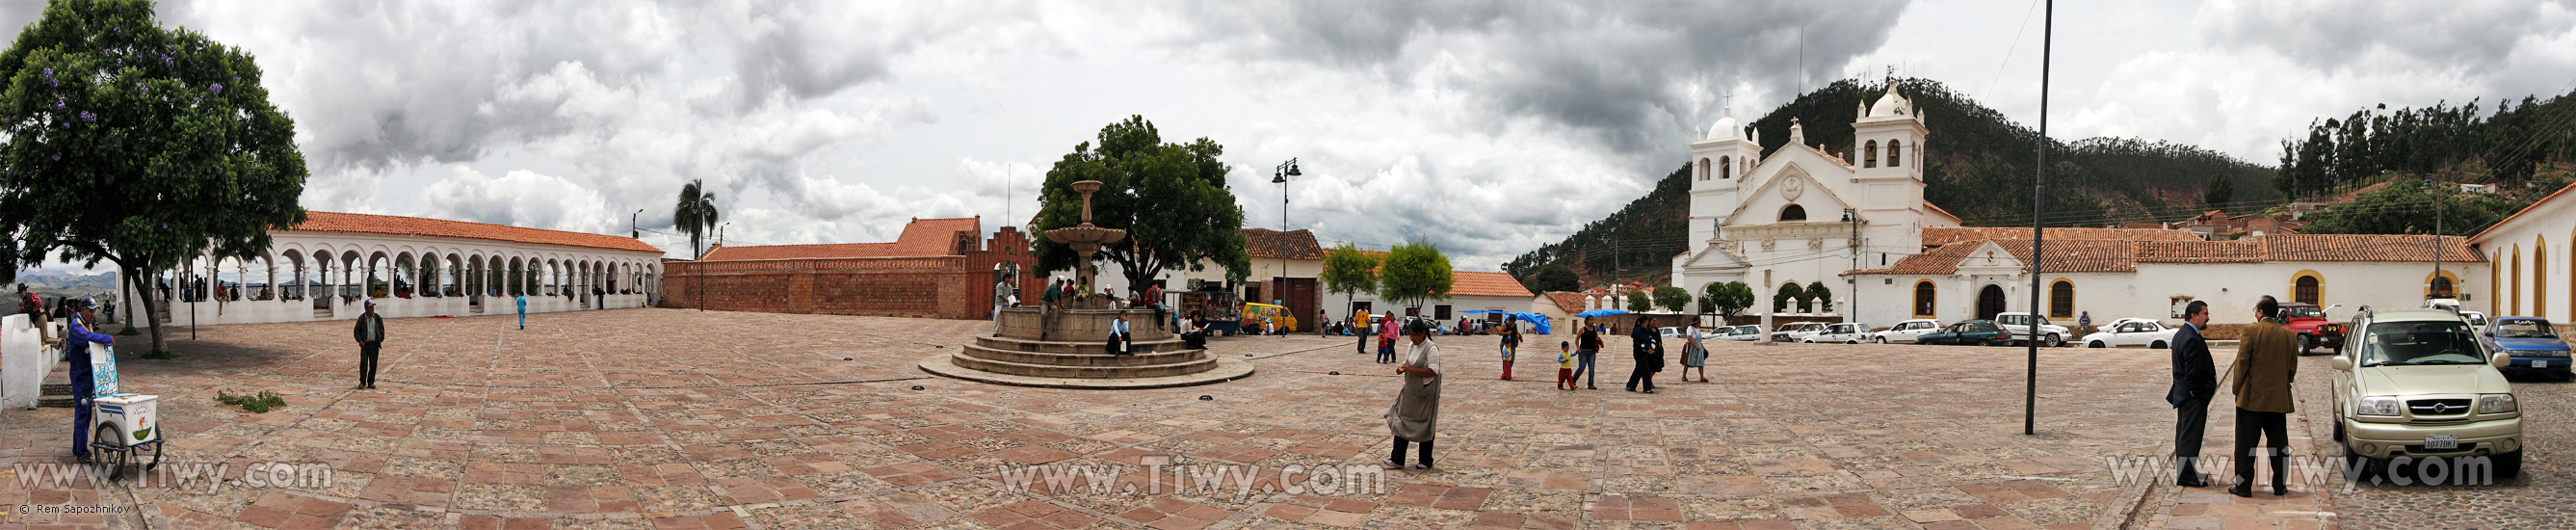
<box><xmin>11</xmin><ymin>269</ymin><xmax>120</xmax><ymax>297</ymax></box>
<box><xmin>1505</xmin><ymin>77</ymin><xmax>2279</xmax><ymax>285</ymax></box>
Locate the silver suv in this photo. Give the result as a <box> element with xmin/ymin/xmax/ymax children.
<box><xmin>1993</xmin><ymin>312</ymin><xmax>2069</xmax><ymax>347</ymax></box>
<box><xmin>2330</xmin><ymin>307</ymin><xmax>2523</xmax><ymax>478</ymax></box>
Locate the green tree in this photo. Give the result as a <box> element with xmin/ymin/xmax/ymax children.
<box><xmin>1774</xmin><ymin>283</ymin><xmax>1803</xmax><ymax>313</ymax></box>
<box><xmin>1700</xmin><ymin>281</ymin><xmax>1754</xmax><ymax>319</ymax></box>
<box><xmin>1805</xmin><ymin>281</ymin><xmax>1833</xmax><ymax>313</ymax></box>
<box><xmin>1626</xmin><ymin>292</ymin><xmax>1653</xmax><ymax>312</ymax></box>
<box><xmin>2202</xmin><ymin>175</ymin><xmax>2234</xmax><ymax>208</ymax></box>
<box><xmin>674</xmin><ymin>178</ymin><xmax>719</xmax><ymax>258</ymax></box>
<box><xmin>1033</xmin><ymin>116</ymin><xmax>1250</xmax><ymax>290</ymax></box>
<box><xmin>2300</xmin><ymin>181</ymin><xmax>2524</xmax><ymax>236</ymax></box>
<box><xmin>1651</xmin><ymin>285</ymin><xmax>1690</xmax><ymax>313</ymax></box>
<box><xmin>1522</xmin><ymin>263</ymin><xmax>1580</xmax><ymax>293</ymax></box>
<box><xmin>1318</xmin><ymin>243</ymin><xmax>1379</xmax><ymax>313</ymax></box>
<box><xmin>0</xmin><ymin>0</ymin><xmax>309</xmax><ymax>356</ymax></box>
<box><xmin>1376</xmin><ymin>238</ymin><xmax>1453</xmax><ymax>310</ymax></box>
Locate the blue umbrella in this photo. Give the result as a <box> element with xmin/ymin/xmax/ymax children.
<box><xmin>1574</xmin><ymin>309</ymin><xmax>1631</xmax><ymax>318</ymax></box>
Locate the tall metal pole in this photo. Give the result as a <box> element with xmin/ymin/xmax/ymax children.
<box><xmin>2431</xmin><ymin>179</ymin><xmax>2443</xmax><ymax>299</ymax></box>
<box><xmin>2024</xmin><ymin>0</ymin><xmax>2052</xmax><ymax>437</ymax></box>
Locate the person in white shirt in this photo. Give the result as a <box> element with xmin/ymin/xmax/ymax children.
<box><xmin>1107</xmin><ymin>314</ymin><xmax>1132</xmax><ymax>355</ymax></box>
<box><xmin>1383</xmin><ymin>320</ymin><xmax>1442</xmax><ymax>469</ymax></box>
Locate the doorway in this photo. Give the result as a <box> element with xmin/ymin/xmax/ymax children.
<box><xmin>1977</xmin><ymin>284</ymin><xmax>2007</xmax><ymax>320</ymax></box>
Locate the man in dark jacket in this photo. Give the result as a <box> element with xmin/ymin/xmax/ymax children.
<box><xmin>1625</xmin><ymin>317</ymin><xmax>1664</xmax><ymax>393</ymax></box>
<box><xmin>2165</xmin><ymin>301</ymin><xmax>2217</xmax><ymax>487</ymax></box>
<box><xmin>354</xmin><ymin>300</ymin><xmax>386</xmax><ymax>389</ymax></box>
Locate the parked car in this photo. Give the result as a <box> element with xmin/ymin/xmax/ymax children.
<box><xmin>1993</xmin><ymin>312</ymin><xmax>2070</xmax><ymax>347</ymax></box>
<box><xmin>1870</xmin><ymin>319</ymin><xmax>1941</xmax><ymax>344</ymax></box>
<box><xmin>1804</xmin><ymin>323</ymin><xmax>1871</xmax><ymax>343</ymax></box>
<box><xmin>1718</xmin><ymin>325</ymin><xmax>1764</xmax><ymax>341</ymax></box>
<box><xmin>1916</xmin><ymin>320</ymin><xmax>2011</xmax><ymax>346</ymax></box>
<box><xmin>1240</xmin><ymin>303</ymin><xmax>1300</xmax><ymax>333</ymax></box>
<box><xmin>1770</xmin><ymin>322</ymin><xmax>1827</xmax><ymax>342</ymax></box>
<box><xmin>2461</xmin><ymin>310</ymin><xmax>2490</xmax><ymax>329</ymax></box>
<box><xmin>2279</xmin><ymin>303</ymin><xmax>2346</xmax><ymax>355</ymax></box>
<box><xmin>2481</xmin><ymin>316</ymin><xmax>2573</xmax><ymax>381</ymax></box>
<box><xmin>2081</xmin><ymin>318</ymin><xmax>2180</xmax><ymax>349</ymax></box>
<box><xmin>2329</xmin><ymin>307</ymin><xmax>2523</xmax><ymax>478</ymax></box>
<box><xmin>1659</xmin><ymin>327</ymin><xmax>1683</xmax><ymax>338</ymax></box>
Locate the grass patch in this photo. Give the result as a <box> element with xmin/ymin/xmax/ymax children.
<box><xmin>140</xmin><ymin>349</ymin><xmax>178</xmax><ymax>359</ymax></box>
<box><xmin>117</xmin><ymin>327</ymin><xmax>139</xmax><ymax>335</ymax></box>
<box><xmin>215</xmin><ymin>390</ymin><xmax>286</xmax><ymax>413</ymax></box>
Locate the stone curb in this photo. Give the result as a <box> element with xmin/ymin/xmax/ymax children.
<box><xmin>916</xmin><ymin>353</ymin><xmax>1255</xmax><ymax>389</ymax></box>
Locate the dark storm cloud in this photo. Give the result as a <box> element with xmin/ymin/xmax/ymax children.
<box><xmin>1171</xmin><ymin>0</ymin><xmax>1908</xmax><ymax>156</ymax></box>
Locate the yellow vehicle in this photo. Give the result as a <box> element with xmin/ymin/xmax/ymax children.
<box><xmin>1241</xmin><ymin>303</ymin><xmax>1299</xmax><ymax>333</ymax></box>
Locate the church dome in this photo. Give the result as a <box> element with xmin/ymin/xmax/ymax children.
<box><xmin>1706</xmin><ymin>107</ymin><xmax>1741</xmax><ymax>141</ymax></box>
<box><xmin>1867</xmin><ymin>84</ymin><xmax>1912</xmax><ymax>118</ymax></box>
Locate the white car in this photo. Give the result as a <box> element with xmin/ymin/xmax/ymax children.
<box><xmin>2461</xmin><ymin>310</ymin><xmax>2489</xmax><ymax>329</ymax></box>
<box><xmin>1870</xmin><ymin>319</ymin><xmax>1942</xmax><ymax>344</ymax></box>
<box><xmin>1994</xmin><ymin>312</ymin><xmax>2071</xmax><ymax>347</ymax></box>
<box><xmin>2081</xmin><ymin>318</ymin><xmax>2180</xmax><ymax>349</ymax></box>
<box><xmin>1659</xmin><ymin>327</ymin><xmax>1683</xmax><ymax>338</ymax></box>
<box><xmin>1771</xmin><ymin>322</ymin><xmax>1827</xmax><ymax>342</ymax></box>
<box><xmin>1805</xmin><ymin>323</ymin><xmax>1871</xmax><ymax>343</ymax></box>
<box><xmin>1718</xmin><ymin>325</ymin><xmax>1763</xmax><ymax>341</ymax></box>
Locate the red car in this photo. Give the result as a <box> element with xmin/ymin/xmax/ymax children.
<box><xmin>2280</xmin><ymin>304</ymin><xmax>2344</xmax><ymax>355</ymax></box>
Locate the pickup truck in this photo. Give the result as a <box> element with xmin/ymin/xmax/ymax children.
<box><xmin>2281</xmin><ymin>303</ymin><xmax>2346</xmax><ymax>355</ymax></box>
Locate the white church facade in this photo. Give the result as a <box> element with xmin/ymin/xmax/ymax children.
<box><xmin>1670</xmin><ymin>85</ymin><xmax>1960</xmax><ymax>315</ymax></box>
<box><xmin>1672</xmin><ymin>85</ymin><xmax>2484</xmax><ymax>328</ymax></box>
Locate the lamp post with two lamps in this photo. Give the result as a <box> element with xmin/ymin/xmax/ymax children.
<box><xmin>1271</xmin><ymin>158</ymin><xmax>1301</xmax><ymax>313</ymax></box>
<box><xmin>1842</xmin><ymin>207</ymin><xmax>1859</xmax><ymax>324</ymax></box>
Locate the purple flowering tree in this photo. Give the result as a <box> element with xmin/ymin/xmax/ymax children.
<box><xmin>0</xmin><ymin>0</ymin><xmax>310</xmax><ymax>357</ymax></box>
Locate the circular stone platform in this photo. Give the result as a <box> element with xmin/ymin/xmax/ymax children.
<box><xmin>919</xmin><ymin>305</ymin><xmax>1252</xmax><ymax>388</ymax></box>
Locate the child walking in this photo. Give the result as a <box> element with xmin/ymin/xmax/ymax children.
<box><xmin>1554</xmin><ymin>341</ymin><xmax>1578</xmax><ymax>390</ymax></box>
<box><xmin>1498</xmin><ymin>319</ymin><xmax>1520</xmax><ymax>380</ymax></box>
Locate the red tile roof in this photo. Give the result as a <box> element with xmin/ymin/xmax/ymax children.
<box><xmin>1243</xmin><ymin>228</ymin><xmax>1325</xmax><ymax>260</ymax></box>
<box><xmin>2259</xmin><ymin>234</ymin><xmax>2480</xmax><ymax>262</ymax></box>
<box><xmin>291</xmin><ymin>211</ymin><xmax>662</xmax><ymax>253</ymax></box>
<box><xmin>1449</xmin><ymin>271</ymin><xmax>1535</xmax><ymax>299</ymax></box>
<box><xmin>701</xmin><ymin>217</ymin><xmax>982</xmax><ymax>261</ymax></box>
<box><xmin>1542</xmin><ymin>291</ymin><xmax>1590</xmax><ymax>313</ymax></box>
<box><xmin>1920</xmin><ymin>226</ymin><xmax>2199</xmax><ymax>248</ymax></box>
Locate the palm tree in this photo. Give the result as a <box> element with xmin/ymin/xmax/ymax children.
<box><xmin>674</xmin><ymin>179</ymin><xmax>721</xmax><ymax>259</ymax></box>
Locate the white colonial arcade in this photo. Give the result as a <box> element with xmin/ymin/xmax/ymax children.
<box><xmin>119</xmin><ymin>212</ymin><xmax>666</xmax><ymax>326</ymax></box>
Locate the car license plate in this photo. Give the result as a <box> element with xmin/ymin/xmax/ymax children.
<box><xmin>2425</xmin><ymin>435</ymin><xmax>2458</xmax><ymax>450</ymax></box>
<box><xmin>2537</xmin><ymin>360</ymin><xmax>2550</xmax><ymax>368</ymax></box>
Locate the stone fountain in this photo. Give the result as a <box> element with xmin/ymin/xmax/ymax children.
<box><xmin>917</xmin><ymin>180</ymin><xmax>1252</xmax><ymax>388</ymax></box>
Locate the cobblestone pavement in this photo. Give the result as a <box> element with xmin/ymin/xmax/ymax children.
<box><xmin>2311</xmin><ymin>358</ymin><xmax>2576</xmax><ymax>530</ymax></box>
<box><xmin>6</xmin><ymin>309</ymin><xmax>2215</xmax><ymax>529</ymax></box>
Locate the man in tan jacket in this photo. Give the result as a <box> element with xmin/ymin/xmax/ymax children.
<box><xmin>2222</xmin><ymin>296</ymin><xmax>2299</xmax><ymax>497</ymax></box>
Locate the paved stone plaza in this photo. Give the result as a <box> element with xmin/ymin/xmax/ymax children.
<box><xmin>1</xmin><ymin>308</ymin><xmax>2555</xmax><ymax>529</ymax></box>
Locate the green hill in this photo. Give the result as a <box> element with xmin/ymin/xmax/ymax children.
<box><xmin>1505</xmin><ymin>77</ymin><xmax>2280</xmax><ymax>285</ymax></box>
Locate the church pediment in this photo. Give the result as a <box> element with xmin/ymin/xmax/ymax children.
<box><xmin>1723</xmin><ymin>162</ymin><xmax>1859</xmax><ymax>227</ymax></box>
<box><xmin>1955</xmin><ymin>241</ymin><xmax>2027</xmax><ymax>273</ymax></box>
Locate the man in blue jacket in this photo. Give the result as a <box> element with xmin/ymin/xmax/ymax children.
<box><xmin>2165</xmin><ymin>301</ymin><xmax>2217</xmax><ymax>487</ymax></box>
<box><xmin>515</xmin><ymin>294</ymin><xmax>528</xmax><ymax>330</ymax></box>
<box><xmin>64</xmin><ymin>298</ymin><xmax>114</xmax><ymax>462</ymax></box>
<box><xmin>1625</xmin><ymin>317</ymin><xmax>1664</xmax><ymax>393</ymax></box>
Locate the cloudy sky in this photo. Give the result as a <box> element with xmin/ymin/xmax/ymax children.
<box><xmin>10</xmin><ymin>0</ymin><xmax>2574</xmax><ymax>272</ymax></box>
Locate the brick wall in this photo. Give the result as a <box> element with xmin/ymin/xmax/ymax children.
<box><xmin>659</xmin><ymin>226</ymin><xmax>1035</xmax><ymax>321</ymax></box>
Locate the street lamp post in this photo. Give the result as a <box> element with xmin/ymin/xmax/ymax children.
<box><xmin>1272</xmin><ymin>158</ymin><xmax>1301</xmax><ymax>314</ymax></box>
<box><xmin>1843</xmin><ymin>208</ymin><xmax>1858</xmax><ymax>324</ymax></box>
<box><xmin>632</xmin><ymin>208</ymin><xmax>644</xmax><ymax>239</ymax></box>
<box><xmin>2426</xmin><ymin>178</ymin><xmax>2444</xmax><ymax>299</ymax></box>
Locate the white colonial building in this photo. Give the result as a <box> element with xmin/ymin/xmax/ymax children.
<box><xmin>118</xmin><ymin>211</ymin><xmax>666</xmax><ymax>326</ymax></box>
<box><xmin>1671</xmin><ymin>85</ymin><xmax>1961</xmax><ymax>312</ymax></box>
<box><xmin>1846</xmin><ymin>231</ymin><xmax>2479</xmax><ymax>328</ymax></box>
<box><xmin>2471</xmin><ymin>183</ymin><xmax>2576</xmax><ymax>319</ymax></box>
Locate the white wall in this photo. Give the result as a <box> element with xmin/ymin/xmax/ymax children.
<box><xmin>2</xmin><ymin>314</ymin><xmax>51</xmax><ymax>410</ymax></box>
<box><xmin>2472</xmin><ymin>194</ymin><xmax>2575</xmax><ymax>319</ymax></box>
<box><xmin>1853</xmin><ymin>260</ymin><xmax>2482</xmax><ymax>327</ymax></box>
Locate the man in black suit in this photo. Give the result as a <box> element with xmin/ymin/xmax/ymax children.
<box><xmin>1625</xmin><ymin>318</ymin><xmax>1665</xmax><ymax>393</ymax></box>
<box><xmin>2166</xmin><ymin>301</ymin><xmax>2218</xmax><ymax>487</ymax></box>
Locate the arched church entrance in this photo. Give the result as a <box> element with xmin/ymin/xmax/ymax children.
<box><xmin>1977</xmin><ymin>284</ymin><xmax>2007</xmax><ymax>320</ymax></box>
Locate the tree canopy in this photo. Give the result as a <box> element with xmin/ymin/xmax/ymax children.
<box><xmin>1699</xmin><ymin>280</ymin><xmax>1753</xmax><ymax>318</ymax></box>
<box><xmin>1033</xmin><ymin>116</ymin><xmax>1249</xmax><ymax>291</ymax></box>
<box><xmin>1626</xmin><ymin>293</ymin><xmax>1652</xmax><ymax>313</ymax></box>
<box><xmin>1651</xmin><ymin>286</ymin><xmax>1690</xmax><ymax>313</ymax></box>
<box><xmin>1319</xmin><ymin>242</ymin><xmax>1379</xmax><ymax>308</ymax></box>
<box><xmin>0</xmin><ymin>0</ymin><xmax>308</xmax><ymax>355</ymax></box>
<box><xmin>1521</xmin><ymin>263</ymin><xmax>1580</xmax><ymax>293</ymax></box>
<box><xmin>1804</xmin><ymin>281</ymin><xmax>1832</xmax><ymax>313</ymax></box>
<box><xmin>674</xmin><ymin>178</ymin><xmax>719</xmax><ymax>259</ymax></box>
<box><xmin>2299</xmin><ymin>181</ymin><xmax>2522</xmax><ymax>236</ymax></box>
<box><xmin>1376</xmin><ymin>238</ymin><xmax>1452</xmax><ymax>308</ymax></box>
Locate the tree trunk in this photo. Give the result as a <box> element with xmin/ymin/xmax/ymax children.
<box><xmin>118</xmin><ymin>262</ymin><xmax>168</xmax><ymax>356</ymax></box>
